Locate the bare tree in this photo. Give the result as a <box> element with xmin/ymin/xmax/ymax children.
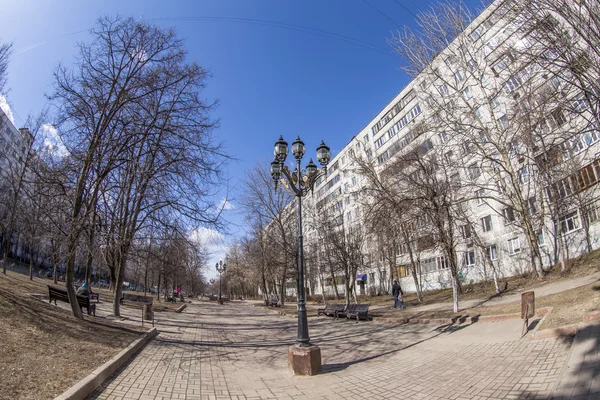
<box><xmin>240</xmin><ymin>162</ymin><xmax>296</xmax><ymax>305</ymax></box>
<box><xmin>354</xmin><ymin>154</ymin><xmax>424</xmax><ymax>302</ymax></box>
<box><xmin>50</xmin><ymin>16</ymin><xmax>224</xmax><ymax>318</ymax></box>
<box><xmin>0</xmin><ymin>42</ymin><xmax>12</xmax><ymax>95</ymax></box>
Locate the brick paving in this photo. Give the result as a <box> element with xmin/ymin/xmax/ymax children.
<box><xmin>86</xmin><ymin>301</ymin><xmax>584</xmax><ymax>400</ymax></box>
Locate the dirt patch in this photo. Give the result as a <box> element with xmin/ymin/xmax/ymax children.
<box><xmin>0</xmin><ymin>270</ymin><xmax>146</xmax><ymax>400</ymax></box>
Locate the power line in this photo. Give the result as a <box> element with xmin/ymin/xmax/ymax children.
<box><xmin>391</xmin><ymin>0</ymin><xmax>419</xmax><ymax>19</ymax></box>
<box><xmin>15</xmin><ymin>16</ymin><xmax>395</xmax><ymax>58</ymax></box>
<box><xmin>147</xmin><ymin>16</ymin><xmax>393</xmax><ymax>55</ymax></box>
<box><xmin>362</xmin><ymin>0</ymin><xmax>403</xmax><ymax>30</ymax></box>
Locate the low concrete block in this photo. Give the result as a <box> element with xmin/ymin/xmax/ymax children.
<box><xmin>288</xmin><ymin>345</ymin><xmax>321</xmax><ymax>375</ymax></box>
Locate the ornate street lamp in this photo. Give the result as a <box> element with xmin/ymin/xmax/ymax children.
<box><xmin>270</xmin><ymin>135</ymin><xmax>331</xmax><ymax>375</ymax></box>
<box><xmin>215</xmin><ymin>260</ymin><xmax>226</xmax><ymax>305</ymax></box>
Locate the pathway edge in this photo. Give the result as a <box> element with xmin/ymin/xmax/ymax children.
<box><xmin>54</xmin><ymin>327</ymin><xmax>159</xmax><ymax>400</ymax></box>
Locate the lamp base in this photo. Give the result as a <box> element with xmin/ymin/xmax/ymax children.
<box><xmin>288</xmin><ymin>345</ymin><xmax>321</xmax><ymax>375</ymax></box>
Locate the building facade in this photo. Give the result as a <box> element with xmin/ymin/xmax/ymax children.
<box><xmin>275</xmin><ymin>0</ymin><xmax>600</xmax><ymax>298</ymax></box>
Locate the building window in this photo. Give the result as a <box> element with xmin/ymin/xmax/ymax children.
<box><xmin>518</xmin><ymin>166</ymin><xmax>532</xmax><ymax>185</ymax></box>
<box><xmin>503</xmin><ymin>207</ymin><xmax>516</xmax><ymax>224</ymax></box>
<box><xmin>437</xmin><ymin>256</ymin><xmax>448</xmax><ymax>270</ymax></box>
<box><xmin>504</xmin><ymin>74</ymin><xmax>523</xmax><ymax>93</ymax></box>
<box><xmin>476</xmin><ymin>189</ymin><xmax>485</xmax><ymax>205</ymax></box>
<box><xmin>585</xmin><ymin>200</ymin><xmax>600</xmax><ymax>224</ymax></box>
<box><xmin>481</xmin><ymin>215</ymin><xmax>493</xmax><ymax>232</ymax></box>
<box><xmin>468</xmin><ymin>163</ymin><xmax>481</xmax><ymax>180</ymax></box>
<box><xmin>445</xmin><ymin>150</ymin><xmax>455</xmax><ymax>163</ymax></box>
<box><xmin>451</xmin><ymin>173</ymin><xmax>461</xmax><ymax>187</ymax></box>
<box><xmin>508</xmin><ymin>237</ymin><xmax>521</xmax><ymax>255</ymax></box>
<box><xmin>551</xmin><ymin>108</ymin><xmax>567</xmax><ymax>127</ymax></box>
<box><xmin>460</xmin><ymin>224</ymin><xmax>472</xmax><ymax>239</ymax></box>
<box><xmin>559</xmin><ymin>211</ymin><xmax>581</xmax><ymax>234</ymax></box>
<box><xmin>487</xmin><ymin>245</ymin><xmax>498</xmax><ymax>261</ymax></box>
<box><xmin>538</xmin><ymin>231</ymin><xmax>545</xmax><ymax>246</ymax></box>
<box><xmin>439</xmin><ymin>132</ymin><xmax>449</xmax><ymax>143</ymax></box>
<box><xmin>528</xmin><ymin>196</ymin><xmax>537</xmax><ymax>215</ymax></box>
<box><xmin>463</xmin><ymin>87</ymin><xmax>473</xmax><ymax>100</ymax></box>
<box><xmin>464</xmin><ymin>250</ymin><xmax>476</xmax><ymax>266</ymax></box>
<box><xmin>497</xmin><ymin>115</ymin><xmax>509</xmax><ymax>129</ymax></box>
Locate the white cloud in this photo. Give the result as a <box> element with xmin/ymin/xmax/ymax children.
<box><xmin>217</xmin><ymin>198</ymin><xmax>234</xmax><ymax>211</ymax></box>
<box><xmin>0</xmin><ymin>95</ymin><xmax>14</xmax><ymax>124</ymax></box>
<box><xmin>188</xmin><ymin>226</ymin><xmax>229</xmax><ymax>279</ymax></box>
<box><xmin>189</xmin><ymin>226</ymin><xmax>228</xmax><ymax>255</ymax></box>
<box><xmin>40</xmin><ymin>123</ymin><xmax>68</xmax><ymax>159</ymax></box>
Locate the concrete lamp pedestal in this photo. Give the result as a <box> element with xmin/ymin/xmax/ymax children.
<box><xmin>288</xmin><ymin>345</ymin><xmax>321</xmax><ymax>375</ymax></box>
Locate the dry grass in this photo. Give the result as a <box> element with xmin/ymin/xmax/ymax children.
<box><xmin>0</xmin><ymin>270</ymin><xmax>147</xmax><ymax>400</ymax></box>
<box><xmin>372</xmin><ymin>281</ymin><xmax>600</xmax><ymax>329</ymax></box>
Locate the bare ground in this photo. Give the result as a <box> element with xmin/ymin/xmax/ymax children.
<box><xmin>0</xmin><ymin>270</ymin><xmax>148</xmax><ymax>400</ymax></box>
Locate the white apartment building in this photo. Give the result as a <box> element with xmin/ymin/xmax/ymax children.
<box><xmin>279</xmin><ymin>0</ymin><xmax>600</xmax><ymax>298</ymax></box>
<box><xmin>0</xmin><ymin>108</ymin><xmax>33</xmax><ymax>180</ymax></box>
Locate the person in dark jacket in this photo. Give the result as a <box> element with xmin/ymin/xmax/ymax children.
<box><xmin>392</xmin><ymin>280</ymin><xmax>403</xmax><ymax>309</ymax></box>
<box><xmin>76</xmin><ymin>282</ymin><xmax>90</xmax><ymax>297</ymax></box>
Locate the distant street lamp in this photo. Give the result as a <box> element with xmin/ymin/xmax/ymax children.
<box><xmin>270</xmin><ymin>135</ymin><xmax>331</xmax><ymax>375</ymax></box>
<box><xmin>215</xmin><ymin>260</ymin><xmax>226</xmax><ymax>305</ymax></box>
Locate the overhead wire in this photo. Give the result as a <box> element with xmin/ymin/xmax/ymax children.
<box><xmin>147</xmin><ymin>16</ymin><xmax>393</xmax><ymax>55</ymax></box>
<box><xmin>362</xmin><ymin>0</ymin><xmax>403</xmax><ymax>30</ymax></box>
<box><xmin>391</xmin><ymin>0</ymin><xmax>419</xmax><ymax>19</ymax></box>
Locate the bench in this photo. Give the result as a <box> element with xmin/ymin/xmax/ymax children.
<box><xmin>317</xmin><ymin>303</ymin><xmax>345</xmax><ymax>317</ymax></box>
<box><xmin>48</xmin><ymin>285</ymin><xmax>96</xmax><ymax>316</ymax></box>
<box><xmin>335</xmin><ymin>304</ymin><xmax>370</xmax><ymax>322</ymax></box>
<box><xmin>120</xmin><ymin>293</ymin><xmax>153</xmax><ymax>306</ymax></box>
<box><xmin>334</xmin><ymin>304</ymin><xmax>354</xmax><ymax>320</ymax></box>
<box><xmin>346</xmin><ymin>304</ymin><xmax>370</xmax><ymax>322</ymax></box>
<box><xmin>120</xmin><ymin>293</ymin><xmax>154</xmax><ymax>326</ymax></box>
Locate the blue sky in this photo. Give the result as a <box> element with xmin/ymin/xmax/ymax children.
<box><xmin>0</xmin><ymin>0</ymin><xmax>485</xmax><ymax>278</ymax></box>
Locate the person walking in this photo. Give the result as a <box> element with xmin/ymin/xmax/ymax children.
<box><xmin>392</xmin><ymin>280</ymin><xmax>403</xmax><ymax>309</ymax></box>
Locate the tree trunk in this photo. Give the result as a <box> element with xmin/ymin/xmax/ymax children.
<box><xmin>65</xmin><ymin>236</ymin><xmax>84</xmax><ymax>319</ymax></box>
<box><xmin>29</xmin><ymin>243</ymin><xmax>34</xmax><ymax>280</ymax></box>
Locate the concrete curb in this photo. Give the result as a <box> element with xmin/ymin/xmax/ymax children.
<box><xmin>528</xmin><ymin>311</ymin><xmax>599</xmax><ymax>340</ymax></box>
<box><xmin>54</xmin><ymin>327</ymin><xmax>158</xmax><ymax>400</ymax></box>
<box><xmin>528</xmin><ymin>322</ymin><xmax>583</xmax><ymax>340</ymax></box>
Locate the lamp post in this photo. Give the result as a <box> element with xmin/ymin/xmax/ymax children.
<box><xmin>270</xmin><ymin>135</ymin><xmax>331</xmax><ymax>375</ymax></box>
<box><xmin>215</xmin><ymin>260</ymin><xmax>226</xmax><ymax>305</ymax></box>
<box><xmin>209</xmin><ymin>278</ymin><xmax>215</xmax><ymax>297</ymax></box>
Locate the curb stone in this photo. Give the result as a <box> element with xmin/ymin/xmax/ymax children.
<box><xmin>54</xmin><ymin>327</ymin><xmax>158</xmax><ymax>400</ymax></box>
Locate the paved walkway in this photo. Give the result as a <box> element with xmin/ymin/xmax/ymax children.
<box><xmin>83</xmin><ymin>300</ymin><xmax>598</xmax><ymax>400</ymax></box>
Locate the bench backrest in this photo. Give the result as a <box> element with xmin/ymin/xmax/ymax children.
<box><xmin>122</xmin><ymin>292</ymin><xmax>153</xmax><ymax>304</ymax></box>
<box><xmin>355</xmin><ymin>304</ymin><xmax>369</xmax><ymax>312</ymax></box>
<box><xmin>345</xmin><ymin>304</ymin><xmax>358</xmax><ymax>312</ymax></box>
